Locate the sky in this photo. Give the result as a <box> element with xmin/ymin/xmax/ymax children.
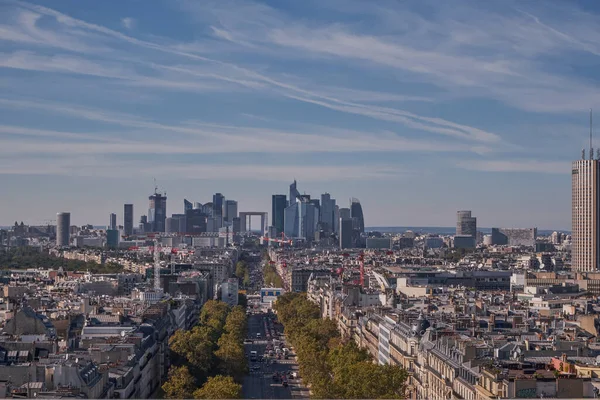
<box><xmin>1</xmin><ymin>0</ymin><xmax>599</xmax><ymax>229</ymax></box>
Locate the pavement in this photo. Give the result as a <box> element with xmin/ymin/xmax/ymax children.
<box><xmin>242</xmin><ymin>312</ymin><xmax>310</xmax><ymax>399</ymax></box>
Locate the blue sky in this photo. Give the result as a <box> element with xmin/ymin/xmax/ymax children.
<box><xmin>1</xmin><ymin>0</ymin><xmax>599</xmax><ymax>229</ymax></box>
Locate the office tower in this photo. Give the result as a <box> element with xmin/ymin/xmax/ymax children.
<box><xmin>232</xmin><ymin>217</ymin><xmax>241</xmax><ymax>234</ymax></box>
<box><xmin>339</xmin><ymin>218</ymin><xmax>353</xmax><ymax>249</ymax></box>
<box><xmin>284</xmin><ymin>199</ymin><xmax>300</xmax><ymax>239</ymax></box>
<box><xmin>184</xmin><ymin>199</ymin><xmax>193</xmax><ymax>213</ymax></box>
<box><xmin>124</xmin><ymin>204</ymin><xmax>133</xmax><ymax>236</ymax></box>
<box><xmin>213</xmin><ymin>193</ymin><xmax>224</xmax><ymax>220</ymax></box>
<box><xmin>320</xmin><ymin>193</ymin><xmax>336</xmax><ymax>233</ymax></box>
<box><xmin>186</xmin><ymin>209</ymin><xmax>207</xmax><ymax>234</ymax></box>
<box><xmin>350</xmin><ymin>198</ymin><xmax>365</xmax><ymax>233</ymax></box>
<box><xmin>339</xmin><ymin>207</ymin><xmax>351</xmax><ymax>220</ymax></box>
<box><xmin>572</xmin><ymin>149</ymin><xmax>600</xmax><ymax>271</ymax></box>
<box><xmin>139</xmin><ymin>215</ymin><xmax>148</xmax><ymax>233</ymax></box>
<box><xmin>202</xmin><ymin>202</ymin><xmax>214</xmax><ymax>217</ymax></box>
<box><xmin>456</xmin><ymin>210</ymin><xmax>477</xmax><ymax>237</ymax></box>
<box><xmin>223</xmin><ymin>200</ymin><xmax>238</xmax><ymax>223</ymax></box>
<box><xmin>289</xmin><ymin>180</ymin><xmax>300</xmax><ymax>205</ymax></box>
<box><xmin>300</xmin><ymin>200</ymin><xmax>319</xmax><ymax>241</ymax></box>
<box><xmin>193</xmin><ymin>202</ymin><xmax>202</xmax><ymax>210</ymax></box>
<box><xmin>333</xmin><ymin>205</ymin><xmax>340</xmax><ymax>234</ymax></box>
<box><xmin>272</xmin><ymin>194</ymin><xmax>287</xmax><ymax>235</ymax></box>
<box><xmin>106</xmin><ymin>229</ymin><xmax>119</xmax><ymax>248</ymax></box>
<box><xmin>165</xmin><ymin>217</ymin><xmax>176</xmax><ymax>233</ymax></box>
<box><xmin>148</xmin><ymin>192</ymin><xmax>167</xmax><ymax>232</ymax></box>
<box><xmin>108</xmin><ymin>213</ymin><xmax>117</xmax><ymax>230</ymax></box>
<box><xmin>56</xmin><ymin>212</ymin><xmax>70</xmax><ymax>247</ymax></box>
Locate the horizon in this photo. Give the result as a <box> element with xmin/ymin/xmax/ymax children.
<box><xmin>1</xmin><ymin>0</ymin><xmax>599</xmax><ymax>228</ymax></box>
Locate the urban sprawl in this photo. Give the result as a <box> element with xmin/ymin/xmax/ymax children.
<box><xmin>0</xmin><ymin>168</ymin><xmax>599</xmax><ymax>399</ymax></box>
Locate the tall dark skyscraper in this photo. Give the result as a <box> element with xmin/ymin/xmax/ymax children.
<box><xmin>186</xmin><ymin>208</ymin><xmax>208</xmax><ymax>234</ymax></box>
<box><xmin>223</xmin><ymin>200</ymin><xmax>238</xmax><ymax>222</ymax></box>
<box><xmin>184</xmin><ymin>199</ymin><xmax>193</xmax><ymax>214</ymax></box>
<box><xmin>148</xmin><ymin>192</ymin><xmax>167</xmax><ymax>232</ymax></box>
<box><xmin>289</xmin><ymin>180</ymin><xmax>300</xmax><ymax>205</ymax></box>
<box><xmin>272</xmin><ymin>194</ymin><xmax>287</xmax><ymax>235</ymax></box>
<box><xmin>213</xmin><ymin>193</ymin><xmax>224</xmax><ymax>220</ymax></box>
<box><xmin>124</xmin><ymin>204</ymin><xmax>133</xmax><ymax>236</ymax></box>
<box><xmin>350</xmin><ymin>198</ymin><xmax>365</xmax><ymax>233</ymax></box>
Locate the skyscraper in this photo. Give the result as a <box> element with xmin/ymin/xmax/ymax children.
<box><xmin>213</xmin><ymin>193</ymin><xmax>224</xmax><ymax>220</ymax></box>
<box><xmin>184</xmin><ymin>199</ymin><xmax>193</xmax><ymax>213</ymax></box>
<box><xmin>456</xmin><ymin>211</ymin><xmax>477</xmax><ymax>237</ymax></box>
<box><xmin>350</xmin><ymin>198</ymin><xmax>365</xmax><ymax>233</ymax></box>
<box><xmin>320</xmin><ymin>193</ymin><xmax>336</xmax><ymax>233</ymax></box>
<box><xmin>272</xmin><ymin>194</ymin><xmax>287</xmax><ymax>236</ymax></box>
<box><xmin>148</xmin><ymin>192</ymin><xmax>167</xmax><ymax>232</ymax></box>
<box><xmin>289</xmin><ymin>180</ymin><xmax>300</xmax><ymax>205</ymax></box>
<box><xmin>572</xmin><ymin>150</ymin><xmax>600</xmax><ymax>271</ymax></box>
<box><xmin>109</xmin><ymin>213</ymin><xmax>117</xmax><ymax>230</ymax></box>
<box><xmin>339</xmin><ymin>217</ymin><xmax>353</xmax><ymax>249</ymax></box>
<box><xmin>124</xmin><ymin>204</ymin><xmax>133</xmax><ymax>236</ymax></box>
<box><xmin>223</xmin><ymin>200</ymin><xmax>238</xmax><ymax>223</ymax></box>
<box><xmin>186</xmin><ymin>209</ymin><xmax>207</xmax><ymax>234</ymax></box>
<box><xmin>56</xmin><ymin>212</ymin><xmax>70</xmax><ymax>247</ymax></box>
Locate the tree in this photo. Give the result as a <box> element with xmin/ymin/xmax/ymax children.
<box><xmin>215</xmin><ymin>332</ymin><xmax>247</xmax><ymax>380</ymax></box>
<box><xmin>224</xmin><ymin>306</ymin><xmax>247</xmax><ymax>340</ymax></box>
<box><xmin>162</xmin><ymin>366</ymin><xmax>196</xmax><ymax>399</ymax></box>
<box><xmin>235</xmin><ymin>261</ymin><xmax>247</xmax><ymax>278</ymax></box>
<box><xmin>193</xmin><ymin>375</ymin><xmax>242</xmax><ymax>399</ymax></box>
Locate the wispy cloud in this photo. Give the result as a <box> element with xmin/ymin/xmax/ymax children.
<box><xmin>121</xmin><ymin>17</ymin><xmax>135</xmax><ymax>30</ymax></box>
<box><xmin>456</xmin><ymin>159</ymin><xmax>569</xmax><ymax>174</ymax></box>
<box><xmin>0</xmin><ymin>154</ymin><xmax>405</xmax><ymax>182</ymax></box>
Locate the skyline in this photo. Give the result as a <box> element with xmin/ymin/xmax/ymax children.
<box><xmin>1</xmin><ymin>1</ymin><xmax>600</xmax><ymax>228</ymax></box>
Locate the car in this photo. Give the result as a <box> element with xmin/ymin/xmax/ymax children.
<box><xmin>244</xmin><ymin>339</ymin><xmax>253</xmax><ymax>343</ymax></box>
<box><xmin>256</xmin><ymin>333</ymin><xmax>261</xmax><ymax>338</ymax></box>
<box><xmin>272</xmin><ymin>373</ymin><xmax>279</xmax><ymax>381</ymax></box>
<box><xmin>282</xmin><ymin>380</ymin><xmax>288</xmax><ymax>387</ymax></box>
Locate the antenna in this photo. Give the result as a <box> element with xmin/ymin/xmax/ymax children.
<box><xmin>591</xmin><ymin>109</ymin><xmax>594</xmax><ymax>160</ymax></box>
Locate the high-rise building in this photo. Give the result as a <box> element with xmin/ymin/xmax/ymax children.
<box><xmin>56</xmin><ymin>212</ymin><xmax>70</xmax><ymax>247</ymax></box>
<box><xmin>339</xmin><ymin>218</ymin><xmax>353</xmax><ymax>249</ymax></box>
<box><xmin>184</xmin><ymin>199</ymin><xmax>193</xmax><ymax>213</ymax></box>
<box><xmin>106</xmin><ymin>229</ymin><xmax>119</xmax><ymax>248</ymax></box>
<box><xmin>456</xmin><ymin>211</ymin><xmax>477</xmax><ymax>237</ymax></box>
<box><xmin>148</xmin><ymin>192</ymin><xmax>167</xmax><ymax>232</ymax></box>
<box><xmin>350</xmin><ymin>198</ymin><xmax>365</xmax><ymax>233</ymax></box>
<box><xmin>272</xmin><ymin>194</ymin><xmax>287</xmax><ymax>235</ymax></box>
<box><xmin>333</xmin><ymin>205</ymin><xmax>340</xmax><ymax>234</ymax></box>
<box><xmin>185</xmin><ymin>209</ymin><xmax>207</xmax><ymax>234</ymax></box>
<box><xmin>109</xmin><ymin>213</ymin><xmax>117</xmax><ymax>230</ymax></box>
<box><xmin>223</xmin><ymin>200</ymin><xmax>238</xmax><ymax>223</ymax></box>
<box><xmin>124</xmin><ymin>204</ymin><xmax>133</xmax><ymax>236</ymax></box>
<box><xmin>320</xmin><ymin>193</ymin><xmax>335</xmax><ymax>233</ymax></box>
<box><xmin>193</xmin><ymin>202</ymin><xmax>202</xmax><ymax>210</ymax></box>
<box><xmin>572</xmin><ymin>153</ymin><xmax>600</xmax><ymax>271</ymax></box>
<box><xmin>213</xmin><ymin>193</ymin><xmax>224</xmax><ymax>220</ymax></box>
<box><xmin>289</xmin><ymin>180</ymin><xmax>300</xmax><ymax>205</ymax></box>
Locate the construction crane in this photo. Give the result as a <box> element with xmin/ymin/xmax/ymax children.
<box><xmin>260</xmin><ymin>232</ymin><xmax>292</xmax><ymax>247</ymax></box>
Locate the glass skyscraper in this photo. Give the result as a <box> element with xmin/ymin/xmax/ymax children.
<box><xmin>272</xmin><ymin>194</ymin><xmax>287</xmax><ymax>235</ymax></box>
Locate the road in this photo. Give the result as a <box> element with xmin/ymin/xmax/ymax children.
<box><xmin>242</xmin><ymin>312</ymin><xmax>309</xmax><ymax>399</ymax></box>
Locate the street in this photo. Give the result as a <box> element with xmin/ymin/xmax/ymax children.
<box><xmin>242</xmin><ymin>312</ymin><xmax>309</xmax><ymax>399</ymax></box>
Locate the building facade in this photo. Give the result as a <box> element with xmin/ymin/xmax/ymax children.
<box><xmin>124</xmin><ymin>204</ymin><xmax>134</xmax><ymax>236</ymax></box>
<box><xmin>148</xmin><ymin>193</ymin><xmax>167</xmax><ymax>233</ymax></box>
<box><xmin>456</xmin><ymin>210</ymin><xmax>477</xmax><ymax>237</ymax></box>
<box><xmin>572</xmin><ymin>157</ymin><xmax>600</xmax><ymax>271</ymax></box>
<box><xmin>56</xmin><ymin>212</ymin><xmax>70</xmax><ymax>247</ymax></box>
<box><xmin>272</xmin><ymin>194</ymin><xmax>287</xmax><ymax>236</ymax></box>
